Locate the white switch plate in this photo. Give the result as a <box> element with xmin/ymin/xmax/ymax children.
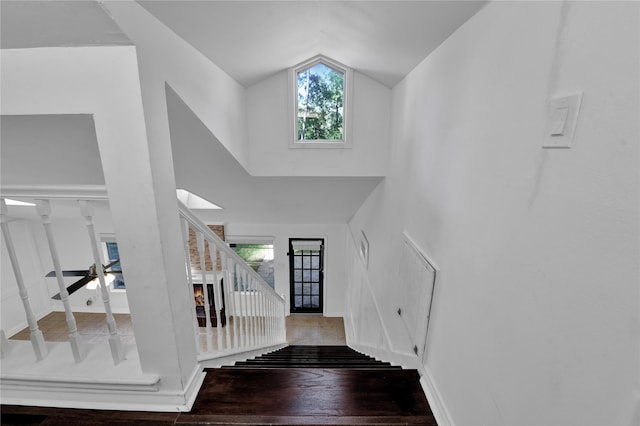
<box><xmin>543</xmin><ymin>92</ymin><xmax>583</xmax><ymax>149</ymax></box>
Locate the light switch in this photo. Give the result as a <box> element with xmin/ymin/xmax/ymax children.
<box><xmin>550</xmin><ymin>106</ymin><xmax>569</xmax><ymax>136</ymax></box>
<box><xmin>543</xmin><ymin>92</ymin><xmax>583</xmax><ymax>148</ymax></box>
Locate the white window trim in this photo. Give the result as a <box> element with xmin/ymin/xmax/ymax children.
<box><xmin>288</xmin><ymin>55</ymin><xmax>353</xmax><ymax>149</ymax></box>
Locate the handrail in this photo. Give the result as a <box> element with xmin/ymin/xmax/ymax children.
<box><xmin>0</xmin><ymin>185</ymin><xmax>109</xmax><ymax>200</ymax></box>
<box><xmin>177</xmin><ymin>200</ymin><xmax>283</xmax><ymax>302</ymax></box>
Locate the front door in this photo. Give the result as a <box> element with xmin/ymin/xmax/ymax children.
<box><xmin>289</xmin><ymin>238</ymin><xmax>324</xmax><ymax>314</ymax></box>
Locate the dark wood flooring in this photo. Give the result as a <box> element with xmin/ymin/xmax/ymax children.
<box><xmin>1</xmin><ymin>346</ymin><xmax>436</xmax><ymax>425</ymax></box>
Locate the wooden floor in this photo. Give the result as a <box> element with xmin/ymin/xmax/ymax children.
<box><xmin>9</xmin><ymin>312</ymin><xmax>345</xmax><ymax>348</ymax></box>
<box><xmin>3</xmin><ymin>317</ymin><xmax>435</xmax><ymax>425</ymax></box>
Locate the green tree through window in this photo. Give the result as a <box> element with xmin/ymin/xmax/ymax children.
<box><xmin>297</xmin><ymin>62</ymin><xmax>344</xmax><ymax>141</ymax></box>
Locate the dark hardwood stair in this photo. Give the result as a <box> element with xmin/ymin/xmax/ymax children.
<box><xmin>226</xmin><ymin>345</ymin><xmax>403</xmax><ymax>369</ymax></box>
<box><xmin>181</xmin><ymin>345</ymin><xmax>437</xmax><ymax>425</ymax></box>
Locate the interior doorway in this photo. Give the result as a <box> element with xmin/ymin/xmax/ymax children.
<box><xmin>289</xmin><ymin>238</ymin><xmax>324</xmax><ymax>314</ymax></box>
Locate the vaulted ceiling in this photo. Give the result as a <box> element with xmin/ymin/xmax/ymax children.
<box><xmin>138</xmin><ymin>1</ymin><xmax>486</xmax><ymax>88</ymax></box>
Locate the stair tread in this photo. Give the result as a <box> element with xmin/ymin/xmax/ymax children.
<box><xmin>188</xmin><ymin>368</ymin><xmax>432</xmax><ymax>421</ymax></box>
<box><xmin>176</xmin><ymin>414</ymin><xmax>436</xmax><ymax>425</ymax></box>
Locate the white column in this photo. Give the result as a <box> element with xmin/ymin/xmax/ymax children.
<box><xmin>78</xmin><ymin>201</ymin><xmax>124</xmax><ymax>365</ymax></box>
<box><xmin>35</xmin><ymin>200</ymin><xmax>83</xmax><ymax>362</ymax></box>
<box><xmin>0</xmin><ymin>200</ymin><xmax>47</xmax><ymax>361</ymax></box>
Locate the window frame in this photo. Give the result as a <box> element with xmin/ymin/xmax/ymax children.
<box><xmin>100</xmin><ymin>234</ymin><xmax>125</xmax><ymax>293</ymax></box>
<box><xmin>226</xmin><ymin>236</ymin><xmax>275</xmax><ymax>289</ymax></box>
<box><xmin>288</xmin><ymin>55</ymin><xmax>353</xmax><ymax>149</ymax></box>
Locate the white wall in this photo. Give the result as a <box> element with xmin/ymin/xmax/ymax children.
<box><xmin>103</xmin><ymin>1</ymin><xmax>249</xmax><ymax>170</ymax></box>
<box><xmin>347</xmin><ymin>2</ymin><xmax>639</xmax><ymax>425</ymax></box>
<box><xmin>246</xmin><ymin>69</ymin><xmax>390</xmax><ymax>177</ymax></box>
<box><xmin>224</xmin><ymin>223</ymin><xmax>348</xmax><ymax>317</ymax></box>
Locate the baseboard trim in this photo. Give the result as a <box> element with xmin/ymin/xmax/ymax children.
<box><xmin>420</xmin><ymin>367</ymin><xmax>454</xmax><ymax>426</ymax></box>
<box><xmin>0</xmin><ymin>367</ymin><xmax>205</xmax><ymax>412</ymax></box>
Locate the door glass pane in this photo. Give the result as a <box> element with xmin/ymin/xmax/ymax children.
<box><xmin>290</xmin><ymin>239</ymin><xmax>323</xmax><ymax>313</ymax></box>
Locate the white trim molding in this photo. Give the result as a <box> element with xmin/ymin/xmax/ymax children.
<box><xmin>420</xmin><ymin>367</ymin><xmax>455</xmax><ymax>426</ymax></box>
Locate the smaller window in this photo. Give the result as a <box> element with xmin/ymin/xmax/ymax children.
<box><xmin>100</xmin><ymin>235</ymin><xmax>125</xmax><ymax>291</ymax></box>
<box><xmin>104</xmin><ymin>241</ymin><xmax>125</xmax><ymax>289</ymax></box>
<box><xmin>227</xmin><ymin>236</ymin><xmax>275</xmax><ymax>289</ymax></box>
<box><xmin>288</xmin><ymin>56</ymin><xmax>353</xmax><ymax>148</ymax></box>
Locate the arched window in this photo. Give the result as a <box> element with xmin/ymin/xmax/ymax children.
<box><xmin>288</xmin><ymin>56</ymin><xmax>352</xmax><ymax>148</ymax></box>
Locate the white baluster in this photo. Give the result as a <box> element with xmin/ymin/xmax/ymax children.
<box><xmin>255</xmin><ymin>287</ymin><xmax>262</xmax><ymax>345</ymax></box>
<box><xmin>258</xmin><ymin>290</ymin><xmax>265</xmax><ymax>345</ymax></box>
<box><xmin>1</xmin><ymin>200</ymin><xmax>48</xmax><ymax>361</ymax></box>
<box><xmin>281</xmin><ymin>293</ymin><xmax>287</xmax><ymax>342</ymax></box>
<box><xmin>181</xmin><ymin>219</ymin><xmax>202</xmax><ymax>354</ymax></box>
<box><xmin>250</xmin><ymin>277</ymin><xmax>258</xmax><ymax>347</ymax></box>
<box><xmin>210</xmin><ymin>242</ymin><xmax>223</xmax><ymax>352</ymax></box>
<box><xmin>196</xmin><ymin>232</ymin><xmax>214</xmax><ymax>352</ymax></box>
<box><xmin>227</xmin><ymin>258</ymin><xmax>239</xmax><ymax>349</ymax></box>
<box><xmin>236</xmin><ymin>263</ymin><xmax>246</xmax><ymax>348</ymax></box>
<box><xmin>271</xmin><ymin>296</ymin><xmax>278</xmax><ymax>343</ymax></box>
<box><xmin>243</xmin><ymin>270</ymin><xmax>251</xmax><ymax>346</ymax></box>
<box><xmin>221</xmin><ymin>251</ymin><xmax>233</xmax><ymax>350</ymax></box>
<box><xmin>78</xmin><ymin>201</ymin><xmax>124</xmax><ymax>365</ymax></box>
<box><xmin>267</xmin><ymin>295</ymin><xmax>273</xmax><ymax>343</ymax></box>
<box><xmin>245</xmin><ymin>274</ymin><xmax>253</xmax><ymax>346</ymax></box>
<box><xmin>265</xmin><ymin>295</ymin><xmax>272</xmax><ymax>345</ymax></box>
<box><xmin>35</xmin><ymin>200</ymin><xmax>83</xmax><ymax>362</ymax></box>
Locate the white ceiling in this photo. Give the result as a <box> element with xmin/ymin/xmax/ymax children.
<box><xmin>0</xmin><ymin>0</ymin><xmax>131</xmax><ymax>49</ymax></box>
<box><xmin>138</xmin><ymin>0</ymin><xmax>486</xmax><ymax>87</ymax></box>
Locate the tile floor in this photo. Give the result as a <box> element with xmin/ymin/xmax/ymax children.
<box><xmin>10</xmin><ymin>312</ymin><xmax>346</xmax><ymax>346</ymax></box>
<box><xmin>286</xmin><ymin>315</ymin><xmax>346</xmax><ymax>345</ymax></box>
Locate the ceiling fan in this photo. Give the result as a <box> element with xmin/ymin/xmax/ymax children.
<box><xmin>45</xmin><ymin>259</ymin><xmax>121</xmax><ymax>300</ymax></box>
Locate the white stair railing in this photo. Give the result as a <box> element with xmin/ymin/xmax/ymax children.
<box><xmin>36</xmin><ymin>199</ymin><xmax>84</xmax><ymax>363</ymax></box>
<box><xmin>0</xmin><ymin>199</ymin><xmax>48</xmax><ymax>361</ymax></box>
<box><xmin>178</xmin><ymin>201</ymin><xmax>286</xmax><ymax>358</ymax></box>
<box><xmin>1</xmin><ymin>191</ymin><xmax>130</xmax><ymax>366</ymax></box>
<box><xmin>79</xmin><ymin>200</ymin><xmax>125</xmax><ymax>365</ymax></box>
